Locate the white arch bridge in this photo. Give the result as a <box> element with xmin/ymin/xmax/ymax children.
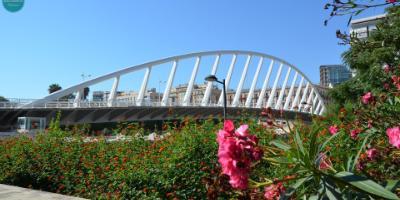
<box><xmin>0</xmin><ymin>50</ymin><xmax>325</xmax><ymax>129</ymax></box>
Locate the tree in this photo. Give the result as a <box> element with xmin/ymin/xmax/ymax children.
<box><xmin>324</xmin><ymin>0</ymin><xmax>399</xmax><ymax>27</ymax></box>
<box><xmin>48</xmin><ymin>83</ymin><xmax>62</xmax><ymax>94</ymax></box>
<box><xmin>0</xmin><ymin>96</ymin><xmax>8</xmax><ymax>102</ymax></box>
<box><xmin>328</xmin><ymin>5</ymin><xmax>400</xmax><ymax>104</ymax></box>
<box><xmin>83</xmin><ymin>87</ymin><xmax>90</xmax><ymax>100</ymax></box>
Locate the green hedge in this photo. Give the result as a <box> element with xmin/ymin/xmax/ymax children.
<box><xmin>0</xmin><ymin>119</ymin><xmax>226</xmax><ymax>199</ymax></box>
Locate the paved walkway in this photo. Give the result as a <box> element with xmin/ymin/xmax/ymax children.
<box><xmin>0</xmin><ymin>184</ymin><xmax>86</xmax><ymax>200</ymax></box>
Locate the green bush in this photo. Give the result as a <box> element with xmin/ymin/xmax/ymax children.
<box><xmin>0</xmin><ymin>118</ymin><xmax>219</xmax><ymax>199</ymax></box>
<box><xmin>0</xmin><ymin>115</ymin><xmax>279</xmax><ymax>199</ymax></box>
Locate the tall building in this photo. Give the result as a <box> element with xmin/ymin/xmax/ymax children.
<box><xmin>350</xmin><ymin>14</ymin><xmax>386</xmax><ymax>39</ymax></box>
<box><xmin>320</xmin><ymin>65</ymin><xmax>352</xmax><ymax>88</ymax></box>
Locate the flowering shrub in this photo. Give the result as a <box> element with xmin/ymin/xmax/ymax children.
<box><xmin>217</xmin><ymin>120</ymin><xmax>263</xmax><ymax>189</ymax></box>
<box><xmin>0</xmin><ymin>118</ymin><xmax>227</xmax><ymax>199</ymax></box>
<box><xmin>0</xmin><ymin>115</ymin><xmax>278</xmax><ymax>199</ymax></box>
<box><xmin>213</xmin><ymin>63</ymin><xmax>400</xmax><ymax>198</ymax></box>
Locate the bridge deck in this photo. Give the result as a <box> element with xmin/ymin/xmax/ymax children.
<box><xmin>0</xmin><ymin>107</ymin><xmax>311</xmax><ymax>131</ymax></box>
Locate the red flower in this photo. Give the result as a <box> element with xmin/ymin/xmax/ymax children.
<box><xmin>350</xmin><ymin>129</ymin><xmax>361</xmax><ymax>139</ymax></box>
<box><xmin>58</xmin><ymin>184</ymin><xmax>65</xmax><ymax>190</ymax></box>
<box><xmin>387</xmin><ymin>0</ymin><xmax>397</xmax><ymax>3</ymax></box>
<box><xmin>392</xmin><ymin>75</ymin><xmax>400</xmax><ymax>90</ymax></box>
<box><xmin>328</xmin><ymin>125</ymin><xmax>339</xmax><ymax>135</ymax></box>
<box><xmin>235</xmin><ymin>124</ymin><xmax>249</xmax><ymax>138</ymax></box>
<box><xmin>366</xmin><ymin>148</ymin><xmax>378</xmax><ymax>160</ymax></box>
<box><xmin>264</xmin><ymin>182</ymin><xmax>285</xmax><ymax>200</ymax></box>
<box><xmin>217</xmin><ymin>120</ymin><xmax>263</xmax><ymax>190</ymax></box>
<box><xmin>224</xmin><ymin>120</ymin><xmax>235</xmax><ymax>133</ymax></box>
<box><xmin>367</xmin><ymin>120</ymin><xmax>373</xmax><ymax>129</ymax></box>
<box><xmin>361</xmin><ymin>92</ymin><xmax>373</xmax><ymax>104</ymax></box>
<box><xmin>384</xmin><ymin>83</ymin><xmax>390</xmax><ymax>90</ymax></box>
<box><xmin>387</xmin><ymin>126</ymin><xmax>400</xmax><ymax>149</ymax></box>
<box><xmin>384</xmin><ymin>65</ymin><xmax>391</xmax><ymax>73</ymax></box>
<box><xmin>318</xmin><ymin>153</ymin><xmax>332</xmax><ymax>170</ymax></box>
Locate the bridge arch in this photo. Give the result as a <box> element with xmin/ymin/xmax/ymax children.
<box><xmin>28</xmin><ymin>50</ymin><xmax>325</xmax><ymax>115</ymax></box>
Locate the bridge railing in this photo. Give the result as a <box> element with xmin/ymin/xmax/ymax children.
<box><xmin>0</xmin><ymin>98</ymin><xmax>317</xmax><ymax>114</ymax></box>
<box><xmin>0</xmin><ymin>98</ymin><xmax>37</xmax><ymax>108</ymax></box>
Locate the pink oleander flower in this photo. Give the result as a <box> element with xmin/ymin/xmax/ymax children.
<box><xmin>224</xmin><ymin>120</ymin><xmax>235</xmax><ymax>133</ymax></box>
<box><xmin>384</xmin><ymin>65</ymin><xmax>391</xmax><ymax>73</ymax></box>
<box><xmin>361</xmin><ymin>92</ymin><xmax>373</xmax><ymax>104</ymax></box>
<box><xmin>318</xmin><ymin>153</ymin><xmax>332</xmax><ymax>170</ymax></box>
<box><xmin>367</xmin><ymin>120</ymin><xmax>373</xmax><ymax>129</ymax></box>
<box><xmin>387</xmin><ymin>0</ymin><xmax>397</xmax><ymax>3</ymax></box>
<box><xmin>386</xmin><ymin>126</ymin><xmax>400</xmax><ymax>149</ymax></box>
<box><xmin>392</xmin><ymin>75</ymin><xmax>400</xmax><ymax>90</ymax></box>
<box><xmin>384</xmin><ymin>83</ymin><xmax>390</xmax><ymax>90</ymax></box>
<box><xmin>350</xmin><ymin>129</ymin><xmax>361</xmax><ymax>139</ymax></box>
<box><xmin>264</xmin><ymin>182</ymin><xmax>285</xmax><ymax>200</ymax></box>
<box><xmin>356</xmin><ymin>161</ymin><xmax>365</xmax><ymax>171</ymax></box>
<box><xmin>328</xmin><ymin>125</ymin><xmax>338</xmax><ymax>135</ymax></box>
<box><xmin>235</xmin><ymin>124</ymin><xmax>249</xmax><ymax>137</ymax></box>
<box><xmin>366</xmin><ymin>148</ymin><xmax>378</xmax><ymax>160</ymax></box>
<box><xmin>217</xmin><ymin>130</ymin><xmax>231</xmax><ymax>144</ymax></box>
<box><xmin>217</xmin><ymin>120</ymin><xmax>263</xmax><ymax>190</ymax></box>
<box><xmin>252</xmin><ymin>146</ymin><xmax>263</xmax><ymax>161</ymax></box>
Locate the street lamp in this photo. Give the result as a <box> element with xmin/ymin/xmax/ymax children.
<box><xmin>81</xmin><ymin>73</ymin><xmax>91</xmax><ymax>81</ymax></box>
<box><xmin>205</xmin><ymin>75</ymin><xmax>227</xmax><ymax>121</ymax></box>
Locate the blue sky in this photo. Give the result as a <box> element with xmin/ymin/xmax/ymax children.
<box><xmin>0</xmin><ymin>1</ymin><xmax>386</xmax><ymax>99</ymax></box>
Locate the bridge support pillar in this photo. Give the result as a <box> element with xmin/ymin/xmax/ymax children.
<box><xmin>73</xmin><ymin>89</ymin><xmax>83</xmax><ymax>108</ymax></box>
<box><xmin>232</xmin><ymin>55</ymin><xmax>252</xmax><ymax>107</ymax></box>
<box><xmin>136</xmin><ymin>67</ymin><xmax>152</xmax><ymax>106</ymax></box>
<box><xmin>108</xmin><ymin>76</ymin><xmax>120</xmax><ymax>107</ymax></box>
<box><xmin>161</xmin><ymin>60</ymin><xmax>178</xmax><ymax>106</ymax></box>
<box><xmin>202</xmin><ymin>54</ymin><xmax>220</xmax><ymax>106</ymax></box>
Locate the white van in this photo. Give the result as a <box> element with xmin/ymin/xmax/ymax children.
<box><xmin>17</xmin><ymin>117</ymin><xmax>46</xmax><ymax>134</ymax></box>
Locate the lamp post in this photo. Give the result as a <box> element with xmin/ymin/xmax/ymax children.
<box><xmin>205</xmin><ymin>75</ymin><xmax>227</xmax><ymax>121</ymax></box>
<box><xmin>81</xmin><ymin>73</ymin><xmax>91</xmax><ymax>81</ymax></box>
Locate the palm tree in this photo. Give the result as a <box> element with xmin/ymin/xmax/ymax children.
<box><xmin>48</xmin><ymin>83</ymin><xmax>62</xmax><ymax>94</ymax></box>
<box><xmin>83</xmin><ymin>87</ymin><xmax>90</xmax><ymax>100</ymax></box>
<box><xmin>0</xmin><ymin>96</ymin><xmax>8</xmax><ymax>102</ymax></box>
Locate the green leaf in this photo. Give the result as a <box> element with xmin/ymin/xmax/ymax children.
<box><xmin>294</xmin><ymin>129</ymin><xmax>305</xmax><ymax>156</ymax></box>
<box><xmin>395</xmin><ymin>96</ymin><xmax>400</xmax><ymax>104</ymax></box>
<box><xmin>324</xmin><ymin>180</ymin><xmax>342</xmax><ymax>200</ymax></box>
<box><xmin>325</xmin><ymin>186</ymin><xmax>340</xmax><ymax>200</ymax></box>
<box><xmin>270</xmin><ymin>140</ymin><xmax>291</xmax><ymax>151</ymax></box>
<box><xmin>292</xmin><ymin>176</ymin><xmax>311</xmax><ymax>189</ymax></box>
<box><xmin>265</xmin><ymin>156</ymin><xmax>291</xmax><ymax>164</ymax></box>
<box><xmin>346</xmin><ymin>155</ymin><xmax>354</xmax><ymax>172</ymax></box>
<box><xmin>351</xmin><ymin>134</ymin><xmax>370</xmax><ymax>171</ymax></box>
<box><xmin>309</xmin><ymin>126</ymin><xmax>320</xmax><ymax>163</ymax></box>
<box><xmin>283</xmin><ymin>177</ymin><xmax>311</xmax><ymax>199</ymax></box>
<box><xmin>354</xmin><ymin>9</ymin><xmax>363</xmax><ymax>16</ymax></box>
<box><xmin>333</xmin><ymin>171</ymin><xmax>400</xmax><ymax>200</ymax></box>
<box><xmin>319</xmin><ymin>131</ymin><xmax>339</xmax><ymax>152</ymax></box>
<box><xmin>385</xmin><ymin>180</ymin><xmax>400</xmax><ymax>192</ymax></box>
